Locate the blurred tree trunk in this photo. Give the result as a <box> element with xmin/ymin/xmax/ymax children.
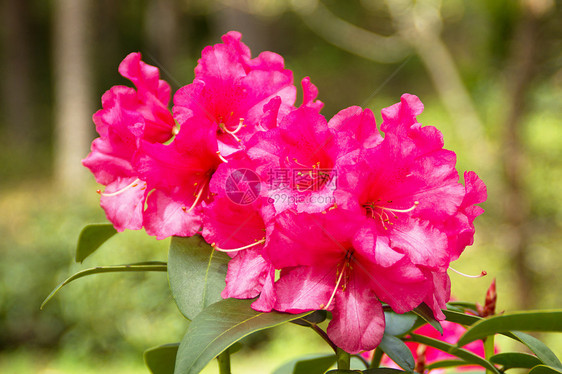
<box><xmin>501</xmin><ymin>0</ymin><xmax>553</xmax><ymax>309</ymax></box>
<box><xmin>145</xmin><ymin>0</ymin><xmax>180</xmax><ymax>74</ymax></box>
<box><xmin>0</xmin><ymin>0</ymin><xmax>34</xmax><ymax>147</ymax></box>
<box><xmin>211</xmin><ymin>2</ymin><xmax>269</xmax><ymax>53</ymax></box>
<box><xmin>52</xmin><ymin>0</ymin><xmax>93</xmax><ymax>192</ymax></box>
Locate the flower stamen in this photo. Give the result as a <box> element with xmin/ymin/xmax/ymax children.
<box><xmin>187</xmin><ymin>181</ymin><xmax>208</xmax><ymax>212</ymax></box>
<box><xmin>216</xmin><ymin>151</ymin><xmax>228</xmax><ymax>163</ymax></box>
<box><xmin>218</xmin><ymin>118</ymin><xmax>244</xmax><ymax>143</ymax></box>
<box><xmin>97</xmin><ymin>178</ymin><xmax>142</xmax><ymax>197</ymax></box>
<box><xmin>323</xmin><ymin>251</ymin><xmax>353</xmax><ymax>310</ymax></box>
<box><xmin>363</xmin><ymin>201</ymin><xmax>419</xmax><ymax>229</ymax></box>
<box><xmin>449</xmin><ymin>266</ymin><xmax>487</xmax><ymax>278</ymax></box>
<box><xmin>212</xmin><ymin>238</ymin><xmax>266</xmax><ymax>253</ymax></box>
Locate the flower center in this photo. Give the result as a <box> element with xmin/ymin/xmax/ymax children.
<box><xmin>288</xmin><ymin>157</ymin><xmax>333</xmax><ymax>192</ymax></box>
<box><xmin>218</xmin><ymin>118</ymin><xmax>245</xmax><ymax>143</ymax></box>
<box><xmin>363</xmin><ymin>200</ymin><xmax>419</xmax><ymax>230</ymax></box>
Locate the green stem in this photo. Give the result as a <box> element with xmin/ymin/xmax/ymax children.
<box><xmin>310</xmin><ymin>323</ymin><xmax>338</xmax><ymax>353</ymax></box>
<box><xmin>217</xmin><ymin>350</ymin><xmax>231</xmax><ymax>374</ymax></box>
<box><xmin>484</xmin><ymin>335</ymin><xmax>495</xmax><ymax>374</ymax></box>
<box><xmin>369</xmin><ymin>347</ymin><xmax>384</xmax><ymax>368</ymax></box>
<box><xmin>336</xmin><ymin>347</ymin><xmax>351</xmax><ymax>370</ymax></box>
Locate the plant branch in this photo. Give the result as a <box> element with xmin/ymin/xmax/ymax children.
<box><xmin>336</xmin><ymin>347</ymin><xmax>351</xmax><ymax>370</ymax></box>
<box><xmin>217</xmin><ymin>350</ymin><xmax>231</xmax><ymax>374</ymax></box>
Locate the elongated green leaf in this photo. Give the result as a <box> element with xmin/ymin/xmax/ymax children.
<box><xmin>529</xmin><ymin>365</ymin><xmax>562</xmax><ymax>374</ymax></box>
<box><xmin>412</xmin><ymin>303</ymin><xmax>443</xmax><ymax>334</ymax></box>
<box><xmin>362</xmin><ymin>369</ymin><xmax>409</xmax><ymax>374</ymax></box>
<box><xmin>490</xmin><ymin>352</ymin><xmax>542</xmax><ymax>370</ymax></box>
<box><xmin>325</xmin><ymin>371</ymin><xmax>358</xmax><ymax>374</ymax></box>
<box><xmin>293</xmin><ymin>355</ymin><xmax>338</xmax><ymax>374</ymax></box>
<box><xmin>144</xmin><ymin>343</ymin><xmax>179</xmax><ymax>374</ymax></box>
<box><xmin>41</xmin><ymin>262</ymin><xmax>167</xmax><ymax>309</ymax></box>
<box><xmin>458</xmin><ymin>311</ymin><xmax>562</xmax><ymax>346</ymax></box>
<box><xmin>408</xmin><ymin>333</ymin><xmax>500</xmax><ymax>374</ymax></box>
<box><xmin>384</xmin><ymin>311</ymin><xmax>417</xmax><ymax>337</ymax></box>
<box><xmin>511</xmin><ymin>331</ymin><xmax>562</xmax><ymax>369</ymax></box>
<box><xmin>75</xmin><ymin>223</ymin><xmax>117</xmax><ymax>262</ymax></box>
<box><xmin>273</xmin><ymin>353</ymin><xmax>336</xmax><ymax>374</ymax></box>
<box><xmin>447</xmin><ymin>301</ymin><xmax>478</xmax><ymax>311</ymax></box>
<box><xmin>426</xmin><ymin>360</ymin><xmax>468</xmax><ymax>370</ymax></box>
<box><xmin>443</xmin><ymin>310</ymin><xmax>481</xmax><ymax>326</ymax></box>
<box><xmin>291</xmin><ymin>310</ymin><xmax>328</xmax><ymax>326</ymax></box>
<box><xmin>174</xmin><ymin>298</ymin><xmax>311</xmax><ymax>374</ymax></box>
<box><xmin>168</xmin><ymin>236</ymin><xmax>230</xmax><ymax>320</ymax></box>
<box><xmin>379</xmin><ymin>334</ymin><xmax>415</xmax><ymax>371</ymax></box>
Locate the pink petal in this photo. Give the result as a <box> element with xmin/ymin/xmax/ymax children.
<box><xmin>274</xmin><ymin>265</ymin><xmax>336</xmax><ymax>313</ymax></box>
<box><xmin>328</xmin><ymin>106</ymin><xmax>382</xmax><ymax>151</ymax></box>
<box><xmin>387</xmin><ymin>218</ymin><xmax>449</xmax><ymax>270</ymax></box>
<box><xmin>251</xmin><ymin>265</ymin><xmax>276</xmax><ymax>312</ymax></box>
<box><xmin>221</xmin><ymin>249</ymin><xmax>269</xmax><ymax>299</ymax></box>
<box><xmin>143</xmin><ymin>190</ymin><xmax>202</xmax><ymax>239</ymax></box>
<box><xmin>99</xmin><ymin>177</ymin><xmax>147</xmax><ymax>232</ymax></box>
<box><xmin>327</xmin><ymin>274</ymin><xmax>385</xmax><ymax>354</ymax></box>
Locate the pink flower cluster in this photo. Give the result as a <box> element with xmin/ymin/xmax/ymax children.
<box><xmin>83</xmin><ymin>32</ymin><xmax>486</xmax><ymax>354</ymax></box>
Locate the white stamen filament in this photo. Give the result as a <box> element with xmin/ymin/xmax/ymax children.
<box><xmin>99</xmin><ymin>178</ymin><xmax>141</xmax><ymax>197</ymax></box>
<box><xmin>449</xmin><ymin>266</ymin><xmax>487</xmax><ymax>278</ymax></box>
<box><xmin>323</xmin><ymin>264</ymin><xmax>346</xmax><ymax>311</ymax></box>
<box><xmin>381</xmin><ymin>201</ymin><xmax>419</xmax><ymax>213</ymax></box>
<box><xmin>187</xmin><ymin>182</ymin><xmax>207</xmax><ymax>212</ymax></box>
<box><xmin>216</xmin><ymin>151</ymin><xmax>228</xmax><ymax>163</ymax></box>
<box><xmin>212</xmin><ymin>238</ymin><xmax>266</xmax><ymax>253</ymax></box>
<box><xmin>219</xmin><ymin>119</ymin><xmax>244</xmax><ymax>142</ymax></box>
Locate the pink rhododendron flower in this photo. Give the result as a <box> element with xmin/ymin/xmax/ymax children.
<box><xmin>266</xmin><ymin>208</ymin><xmax>431</xmax><ymax>354</ymax></box>
<box><xmin>85</xmin><ymin>32</ymin><xmax>487</xmax><ymax>356</ymax></box>
<box><xmin>247</xmin><ymin>105</ymin><xmax>376</xmax><ymax>214</ymax></box>
<box><xmin>173</xmin><ymin>31</ymin><xmax>321</xmax><ymax>160</ymax></box>
<box><xmin>85</xmin><ymin>32</ymin><xmax>322</xmax><ymax>239</ymax></box>
<box><xmin>83</xmin><ymin>52</ymin><xmax>176</xmax><ymax>232</ymax></box>
<box><xmin>335</xmin><ymin>94</ymin><xmax>486</xmax><ymax>320</ymax></box>
<box><xmin>201</xmin><ymin>155</ymin><xmax>276</xmax><ymax>311</ymax></box>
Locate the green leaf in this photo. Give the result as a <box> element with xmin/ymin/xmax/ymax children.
<box><xmin>168</xmin><ymin>236</ymin><xmax>230</xmax><ymax>320</ymax></box>
<box><xmin>294</xmin><ymin>355</ymin><xmax>338</xmax><ymax>374</ymax></box>
<box><xmin>529</xmin><ymin>365</ymin><xmax>562</xmax><ymax>374</ymax></box>
<box><xmin>458</xmin><ymin>310</ymin><xmax>562</xmax><ymax>346</ymax></box>
<box><xmin>412</xmin><ymin>303</ymin><xmax>443</xmax><ymax>334</ymax></box>
<box><xmin>273</xmin><ymin>354</ymin><xmax>335</xmax><ymax>374</ymax></box>
<box><xmin>174</xmin><ymin>298</ymin><xmax>311</xmax><ymax>374</ymax></box>
<box><xmin>379</xmin><ymin>334</ymin><xmax>415</xmax><ymax>371</ymax></box>
<box><xmin>443</xmin><ymin>309</ymin><xmax>482</xmax><ymax>326</ymax></box>
<box><xmin>490</xmin><ymin>352</ymin><xmax>542</xmax><ymax>370</ymax></box>
<box><xmin>144</xmin><ymin>343</ymin><xmax>179</xmax><ymax>374</ymax></box>
<box><xmin>408</xmin><ymin>333</ymin><xmax>500</xmax><ymax>374</ymax></box>
<box><xmin>511</xmin><ymin>331</ymin><xmax>562</xmax><ymax>369</ymax></box>
<box><xmin>75</xmin><ymin>223</ymin><xmax>117</xmax><ymax>263</ymax></box>
<box><xmin>325</xmin><ymin>371</ymin><xmax>359</xmax><ymax>374</ymax></box>
<box><xmin>383</xmin><ymin>311</ymin><xmax>417</xmax><ymax>336</ymax></box>
<box><xmin>40</xmin><ymin>262</ymin><xmax>167</xmax><ymax>309</ymax></box>
<box><xmin>362</xmin><ymin>369</ymin><xmax>410</xmax><ymax>374</ymax></box>
<box><xmin>447</xmin><ymin>301</ymin><xmax>478</xmax><ymax>311</ymax></box>
<box><xmin>291</xmin><ymin>310</ymin><xmax>328</xmax><ymax>326</ymax></box>
<box><xmin>426</xmin><ymin>360</ymin><xmax>469</xmax><ymax>370</ymax></box>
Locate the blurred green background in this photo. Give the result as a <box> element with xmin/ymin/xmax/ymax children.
<box><xmin>1</xmin><ymin>0</ymin><xmax>561</xmax><ymax>372</ymax></box>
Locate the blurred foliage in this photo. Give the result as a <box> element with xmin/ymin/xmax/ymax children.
<box><xmin>0</xmin><ymin>0</ymin><xmax>561</xmax><ymax>372</ymax></box>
